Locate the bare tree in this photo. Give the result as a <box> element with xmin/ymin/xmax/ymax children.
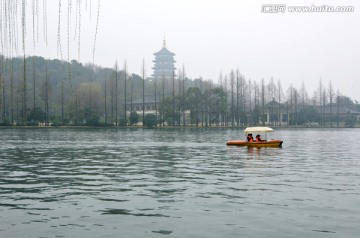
<box><xmin>182</xmin><ymin>65</ymin><xmax>186</xmax><ymax>126</ymax></box>
<box><xmin>287</xmin><ymin>86</ymin><xmax>299</xmax><ymax>126</ymax></box>
<box><xmin>230</xmin><ymin>70</ymin><xmax>235</xmax><ymax>127</ymax></box>
<box><xmin>287</xmin><ymin>84</ymin><xmax>293</xmax><ymax>126</ymax></box>
<box><xmin>62</xmin><ymin>80</ymin><xmax>64</xmax><ymax>124</ymax></box>
<box><xmin>142</xmin><ymin>59</ymin><xmax>145</xmax><ymax>126</ymax></box>
<box><xmin>328</xmin><ymin>81</ymin><xmax>334</xmax><ymax>127</ymax></box>
<box><xmin>153</xmin><ymin>76</ymin><xmax>157</xmax><ymax>126</ymax></box>
<box><xmin>0</xmin><ymin>61</ymin><xmax>5</xmax><ymax>121</ymax></box>
<box><xmin>130</xmin><ymin>72</ymin><xmax>133</xmax><ymax>112</ymax></box>
<box><xmin>33</xmin><ymin>58</ymin><xmax>36</xmax><ymax>112</ymax></box>
<box><xmin>89</xmin><ymin>84</ymin><xmax>92</xmax><ymax>112</ymax></box>
<box><xmin>253</xmin><ymin>80</ymin><xmax>260</xmax><ymax>125</ymax></box>
<box><xmin>44</xmin><ymin>62</ymin><xmax>49</xmax><ymax>125</ymax></box>
<box><xmin>261</xmin><ymin>78</ymin><xmax>266</xmax><ymax>125</ymax></box>
<box><xmin>336</xmin><ymin>89</ymin><xmax>340</xmax><ymax>127</ymax></box>
<box><xmin>161</xmin><ymin>74</ymin><xmax>165</xmax><ymax>127</ymax></box>
<box><xmin>236</xmin><ymin>70</ymin><xmax>240</xmax><ymax>126</ymax></box>
<box><xmin>10</xmin><ymin>60</ymin><xmax>14</xmax><ymax>124</ymax></box>
<box><xmin>124</xmin><ymin>60</ymin><xmax>127</xmax><ymax>124</ymax></box>
<box><xmin>224</xmin><ymin>76</ymin><xmax>228</xmax><ymax>126</ymax></box>
<box><xmin>178</xmin><ymin>68</ymin><xmax>182</xmax><ymax>125</ymax></box>
<box><xmin>277</xmin><ymin>79</ymin><xmax>282</xmax><ymax>126</ymax></box>
<box><xmin>206</xmin><ymin>80</ymin><xmax>213</xmax><ymax>127</ymax></box>
<box><xmin>322</xmin><ymin>87</ymin><xmax>327</xmax><ymax>127</ymax></box>
<box><xmin>114</xmin><ymin>61</ymin><xmax>118</xmax><ymax>126</ymax></box>
<box><xmin>267</xmin><ymin>77</ymin><xmax>276</xmax><ymax>102</ymax></box>
<box><xmin>294</xmin><ymin>88</ymin><xmax>298</xmax><ymax>126</ymax></box>
<box><xmin>172</xmin><ymin>70</ymin><xmax>175</xmax><ymax>126</ymax></box>
<box><xmin>110</xmin><ymin>75</ymin><xmax>114</xmax><ymax>124</ymax></box>
<box><xmin>318</xmin><ymin>79</ymin><xmax>323</xmax><ymax>126</ymax></box>
<box><xmin>241</xmin><ymin>74</ymin><xmax>247</xmax><ymax>126</ymax></box>
<box><xmin>299</xmin><ymin>80</ymin><xmax>308</xmax><ymax>112</ymax></box>
<box><xmin>218</xmin><ymin>72</ymin><xmax>225</xmax><ymax>125</ymax></box>
<box><xmin>248</xmin><ymin>78</ymin><xmax>252</xmax><ymax>126</ymax></box>
<box><xmin>267</xmin><ymin>77</ymin><xmax>276</xmax><ymax>125</ymax></box>
<box><xmin>23</xmin><ymin>56</ymin><xmax>27</xmax><ymax>124</ymax></box>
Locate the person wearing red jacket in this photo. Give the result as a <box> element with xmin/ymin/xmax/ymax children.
<box><xmin>247</xmin><ymin>134</ymin><xmax>254</xmax><ymax>142</ymax></box>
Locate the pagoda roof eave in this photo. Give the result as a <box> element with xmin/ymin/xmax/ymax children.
<box><xmin>153</xmin><ymin>48</ymin><xmax>175</xmax><ymax>56</ymax></box>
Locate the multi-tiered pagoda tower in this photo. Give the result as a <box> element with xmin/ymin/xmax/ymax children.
<box><xmin>152</xmin><ymin>38</ymin><xmax>176</xmax><ymax>80</ymax></box>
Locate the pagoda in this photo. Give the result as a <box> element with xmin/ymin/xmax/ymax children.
<box><xmin>152</xmin><ymin>37</ymin><xmax>176</xmax><ymax>80</ymax></box>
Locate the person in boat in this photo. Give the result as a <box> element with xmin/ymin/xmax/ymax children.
<box><xmin>247</xmin><ymin>133</ymin><xmax>254</xmax><ymax>142</ymax></box>
<box><xmin>256</xmin><ymin>134</ymin><xmax>264</xmax><ymax>142</ymax></box>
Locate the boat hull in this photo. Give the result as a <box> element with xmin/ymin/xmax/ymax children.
<box><xmin>226</xmin><ymin>140</ymin><xmax>283</xmax><ymax>147</ymax></box>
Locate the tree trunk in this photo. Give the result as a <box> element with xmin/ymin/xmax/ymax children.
<box><xmin>114</xmin><ymin>62</ymin><xmax>118</xmax><ymax>126</ymax></box>
<box><xmin>142</xmin><ymin>59</ymin><xmax>145</xmax><ymax>126</ymax></box>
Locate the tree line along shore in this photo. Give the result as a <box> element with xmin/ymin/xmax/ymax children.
<box><xmin>0</xmin><ymin>56</ymin><xmax>359</xmax><ymax>128</ymax></box>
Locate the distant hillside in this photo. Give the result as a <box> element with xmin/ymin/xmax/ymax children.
<box><xmin>0</xmin><ymin>55</ymin><xmax>359</xmax><ymax>127</ymax></box>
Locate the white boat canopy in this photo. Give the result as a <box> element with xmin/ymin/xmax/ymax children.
<box><xmin>244</xmin><ymin>127</ymin><xmax>274</xmax><ymax>133</ymax></box>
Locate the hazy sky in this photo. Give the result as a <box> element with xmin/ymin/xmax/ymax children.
<box><xmin>25</xmin><ymin>0</ymin><xmax>360</xmax><ymax>101</ymax></box>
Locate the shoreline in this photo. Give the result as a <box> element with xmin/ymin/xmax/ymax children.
<box><xmin>0</xmin><ymin>125</ymin><xmax>359</xmax><ymax>129</ymax></box>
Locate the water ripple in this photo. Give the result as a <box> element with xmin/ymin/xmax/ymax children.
<box><xmin>0</xmin><ymin>128</ymin><xmax>359</xmax><ymax>237</ymax></box>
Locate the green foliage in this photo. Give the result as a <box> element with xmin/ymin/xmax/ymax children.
<box><xmin>16</xmin><ymin>122</ymin><xmax>27</xmax><ymax>127</ymax></box>
<box><xmin>186</xmin><ymin>87</ymin><xmax>202</xmax><ymax>125</ymax></box>
<box><xmin>86</xmin><ymin>116</ymin><xmax>100</xmax><ymax>126</ymax></box>
<box><xmin>28</xmin><ymin>107</ymin><xmax>46</xmax><ymax>123</ymax></box>
<box><xmin>118</xmin><ymin>118</ymin><xmax>127</xmax><ymax>127</ymax></box>
<box><xmin>0</xmin><ymin>120</ymin><xmax>12</xmax><ymax>126</ymax></box>
<box><xmin>0</xmin><ymin>55</ymin><xmax>358</xmax><ymax>128</ymax></box>
<box><xmin>79</xmin><ymin>108</ymin><xmax>100</xmax><ymax>126</ymax></box>
<box><xmin>143</xmin><ymin>114</ymin><xmax>157</xmax><ymax>128</ymax></box>
<box><xmin>209</xmin><ymin>87</ymin><xmax>227</xmax><ymax>125</ymax></box>
<box><xmin>51</xmin><ymin>115</ymin><xmax>63</xmax><ymax>126</ymax></box>
<box><xmin>166</xmin><ymin>114</ymin><xmax>180</xmax><ymax>126</ymax></box>
<box><xmin>27</xmin><ymin>121</ymin><xmax>40</xmax><ymax>126</ymax></box>
<box><xmin>337</xmin><ymin>96</ymin><xmax>356</xmax><ymax>109</ymax></box>
<box><xmin>129</xmin><ymin>111</ymin><xmax>139</xmax><ymax>125</ymax></box>
<box><xmin>297</xmin><ymin>106</ymin><xmax>320</xmax><ymax>125</ymax></box>
<box><xmin>159</xmin><ymin>96</ymin><xmax>182</xmax><ymax>126</ymax></box>
<box><xmin>252</xmin><ymin>106</ymin><xmax>261</xmax><ymax>124</ymax></box>
<box><xmin>345</xmin><ymin>113</ymin><xmax>357</xmax><ymax>127</ymax></box>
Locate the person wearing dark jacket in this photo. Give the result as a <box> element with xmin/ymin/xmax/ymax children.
<box><xmin>256</xmin><ymin>134</ymin><xmax>264</xmax><ymax>142</ymax></box>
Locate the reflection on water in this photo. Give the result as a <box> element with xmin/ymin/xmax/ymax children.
<box><xmin>246</xmin><ymin>146</ymin><xmax>283</xmax><ymax>159</ymax></box>
<box><xmin>0</xmin><ymin>128</ymin><xmax>359</xmax><ymax>238</ymax></box>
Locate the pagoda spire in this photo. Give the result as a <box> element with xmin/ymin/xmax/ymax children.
<box><xmin>163</xmin><ymin>34</ymin><xmax>167</xmax><ymax>48</ymax></box>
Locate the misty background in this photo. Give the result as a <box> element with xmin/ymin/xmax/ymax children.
<box><xmin>19</xmin><ymin>0</ymin><xmax>360</xmax><ymax>101</ymax></box>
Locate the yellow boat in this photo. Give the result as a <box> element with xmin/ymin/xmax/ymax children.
<box><xmin>226</xmin><ymin>127</ymin><xmax>283</xmax><ymax>147</ymax></box>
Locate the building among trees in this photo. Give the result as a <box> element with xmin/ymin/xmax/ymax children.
<box><xmin>262</xmin><ymin>99</ymin><xmax>288</xmax><ymax>126</ymax></box>
<box><xmin>122</xmin><ymin>38</ymin><xmax>177</xmax><ymax>125</ymax></box>
<box><xmin>0</xmin><ymin>54</ymin><xmax>359</xmax><ymax>128</ymax></box>
<box><xmin>259</xmin><ymin>98</ymin><xmax>360</xmax><ymax>127</ymax></box>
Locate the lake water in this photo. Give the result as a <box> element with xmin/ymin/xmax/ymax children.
<box><xmin>0</xmin><ymin>128</ymin><xmax>359</xmax><ymax>238</ymax></box>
